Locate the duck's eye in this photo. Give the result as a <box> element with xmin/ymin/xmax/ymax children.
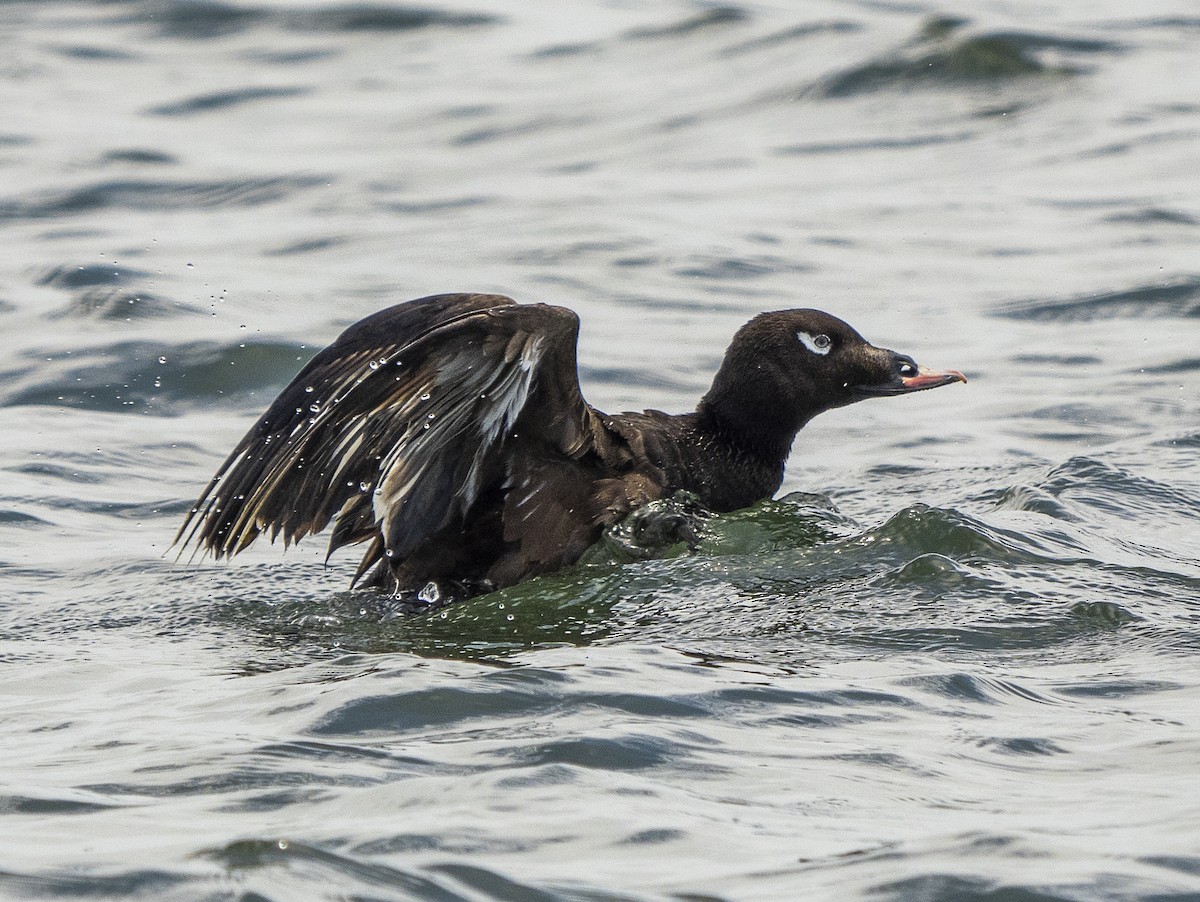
<box><xmin>797</xmin><ymin>331</ymin><xmax>833</xmax><ymax>356</ymax></box>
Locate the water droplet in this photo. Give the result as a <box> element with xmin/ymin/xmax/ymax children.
<box><xmin>158</xmin><ymin>356</ymin><xmax>167</xmax><ymax>364</ymax></box>
<box><xmin>305</xmin><ymin>386</ymin><xmax>314</xmax><ymax>393</ymax></box>
<box><xmin>309</xmin><ymin>403</ymin><xmax>320</xmax><ymax>413</ymax></box>
<box><xmin>369</xmin><ymin>361</ymin><xmax>380</xmax><ymax>370</ymax></box>
<box><xmin>277</xmin><ymin>840</ymin><xmax>289</xmax><ymax>851</ymax></box>
<box><xmin>427</xmin><ymin>412</ymin><xmax>436</xmax><ymax>420</ymax></box>
<box><xmin>384</xmin><ymin>548</ymin><xmax>394</xmax><ymax>557</ymax></box>
<box><xmin>153</xmin><ymin>379</ymin><xmax>161</xmax><ymax>388</ymax></box>
<box><xmin>419</xmin><ymin>392</ymin><xmax>431</xmax><ymax>401</ymax></box>
<box><xmin>506</xmin><ymin>614</ymin><xmax>514</xmax><ymax>621</ymax></box>
<box><xmin>359</xmin><ymin>482</ymin><xmax>370</xmax><ymax>492</ymax></box>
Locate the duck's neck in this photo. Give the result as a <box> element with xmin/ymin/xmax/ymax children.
<box><xmin>694</xmin><ymin>395</ymin><xmax>802</xmax><ymax>468</ymax></box>
<box><xmin>686</xmin><ymin>402</ymin><xmax>796</xmax><ymax>511</ymax></box>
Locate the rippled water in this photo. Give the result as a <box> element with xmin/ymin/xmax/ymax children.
<box><xmin>2</xmin><ymin>1</ymin><xmax>1199</xmax><ymax>899</ymax></box>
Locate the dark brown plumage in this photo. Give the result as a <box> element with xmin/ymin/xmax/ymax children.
<box><xmin>176</xmin><ymin>293</ymin><xmax>965</xmax><ymax>596</ymax></box>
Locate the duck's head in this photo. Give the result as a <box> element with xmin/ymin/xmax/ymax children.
<box><xmin>699</xmin><ymin>308</ymin><xmax>966</xmax><ymax>455</ymax></box>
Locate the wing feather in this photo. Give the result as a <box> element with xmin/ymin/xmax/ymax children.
<box><xmin>175</xmin><ymin>294</ymin><xmax>599</xmax><ymax>584</ymax></box>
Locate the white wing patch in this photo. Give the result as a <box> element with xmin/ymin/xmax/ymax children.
<box><xmin>797</xmin><ymin>331</ymin><xmax>832</xmax><ymax>356</ymax></box>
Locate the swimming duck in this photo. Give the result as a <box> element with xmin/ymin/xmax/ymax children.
<box><xmin>176</xmin><ymin>293</ymin><xmax>964</xmax><ymax>595</ymax></box>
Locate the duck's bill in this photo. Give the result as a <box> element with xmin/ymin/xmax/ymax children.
<box><xmin>856</xmin><ymin>366</ymin><xmax>968</xmax><ymax>397</ymax></box>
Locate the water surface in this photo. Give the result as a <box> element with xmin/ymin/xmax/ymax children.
<box><xmin>2</xmin><ymin>1</ymin><xmax>1199</xmax><ymax>899</ymax></box>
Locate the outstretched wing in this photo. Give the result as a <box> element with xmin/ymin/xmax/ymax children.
<box><xmin>174</xmin><ymin>293</ymin><xmax>600</xmax><ymax>575</ymax></box>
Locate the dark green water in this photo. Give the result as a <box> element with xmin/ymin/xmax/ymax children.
<box><xmin>1</xmin><ymin>2</ymin><xmax>1199</xmax><ymax>899</ymax></box>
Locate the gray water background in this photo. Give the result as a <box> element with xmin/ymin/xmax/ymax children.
<box><xmin>2</xmin><ymin>1</ymin><xmax>1199</xmax><ymax>899</ymax></box>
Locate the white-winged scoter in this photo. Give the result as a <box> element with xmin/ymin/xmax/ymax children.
<box><xmin>176</xmin><ymin>294</ymin><xmax>965</xmax><ymax>595</ymax></box>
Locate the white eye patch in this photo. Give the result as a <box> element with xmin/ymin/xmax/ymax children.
<box><xmin>797</xmin><ymin>331</ymin><xmax>832</xmax><ymax>356</ymax></box>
